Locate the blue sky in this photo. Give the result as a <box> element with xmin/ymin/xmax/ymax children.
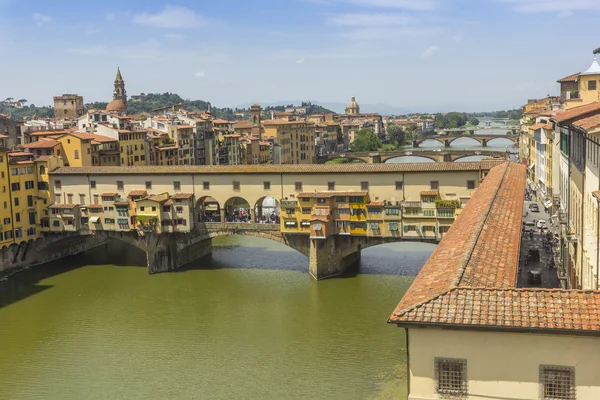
<box><xmin>1</xmin><ymin>0</ymin><xmax>600</xmax><ymax>112</ymax></box>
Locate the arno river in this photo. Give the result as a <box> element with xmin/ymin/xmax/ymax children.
<box><xmin>0</xmin><ymin>236</ymin><xmax>435</xmax><ymax>400</ymax></box>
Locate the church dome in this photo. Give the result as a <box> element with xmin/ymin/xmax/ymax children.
<box><xmin>347</xmin><ymin>96</ymin><xmax>358</xmax><ymax>109</ymax></box>
<box><xmin>106</xmin><ymin>99</ymin><xmax>126</xmax><ymax>112</ymax></box>
<box><xmin>346</xmin><ymin>96</ymin><xmax>360</xmax><ymax>114</ymax></box>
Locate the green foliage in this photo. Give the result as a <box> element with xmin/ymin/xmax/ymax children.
<box><xmin>435</xmin><ymin>112</ymin><xmax>468</xmax><ymax>129</ymax></box>
<box><xmin>435</xmin><ymin>199</ymin><xmax>461</xmax><ymax>208</ymax></box>
<box><xmin>469</xmin><ymin>117</ymin><xmax>480</xmax><ymax>126</ymax></box>
<box><xmin>386</xmin><ymin>124</ymin><xmax>406</xmax><ymax>148</ymax></box>
<box><xmin>0</xmin><ymin>103</ymin><xmax>54</xmax><ymax>119</ymax></box>
<box><xmin>379</xmin><ymin>144</ymin><xmax>396</xmax><ymax>152</ymax></box>
<box><xmin>351</xmin><ymin>128</ymin><xmax>381</xmax><ymax>152</ymax></box>
<box><xmin>325</xmin><ymin>157</ymin><xmax>365</xmax><ymax>164</ymax></box>
<box><xmin>263</xmin><ymin>101</ymin><xmax>335</xmax><ymax>115</ymax></box>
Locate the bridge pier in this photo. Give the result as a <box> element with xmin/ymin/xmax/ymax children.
<box><xmin>309</xmin><ymin>235</ymin><xmax>362</xmax><ymax>280</ymax></box>
<box><xmin>145</xmin><ymin>233</ymin><xmax>213</xmax><ymax>274</ymax></box>
<box><xmin>482</xmin><ymin>139</ymin><xmax>487</xmax><ymax>147</ymax></box>
<box><xmin>412</xmin><ymin>140</ymin><xmax>419</xmax><ymax>148</ymax></box>
<box><xmin>444</xmin><ymin>139</ymin><xmax>450</xmax><ymax>148</ymax></box>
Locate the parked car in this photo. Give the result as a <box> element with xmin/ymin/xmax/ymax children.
<box><xmin>529</xmin><ymin>203</ymin><xmax>539</xmax><ymax>212</ymax></box>
<box><xmin>536</xmin><ymin>220</ymin><xmax>546</xmax><ymax>229</ymax></box>
<box><xmin>528</xmin><ymin>269</ymin><xmax>542</xmax><ymax>285</ymax></box>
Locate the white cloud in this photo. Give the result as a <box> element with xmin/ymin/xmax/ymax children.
<box><xmin>499</xmin><ymin>0</ymin><xmax>600</xmax><ymax>13</ymax></box>
<box><xmin>340</xmin><ymin>27</ymin><xmax>439</xmax><ymax>41</ymax></box>
<box><xmin>195</xmin><ymin>71</ymin><xmax>206</xmax><ymax>78</ymax></box>
<box><xmin>296</xmin><ymin>58</ymin><xmax>306</xmax><ymax>64</ymax></box>
<box><xmin>164</xmin><ymin>33</ymin><xmax>185</xmax><ymax>39</ymax></box>
<box><xmin>341</xmin><ymin>0</ymin><xmax>438</xmax><ymax>11</ymax></box>
<box><xmin>32</xmin><ymin>13</ymin><xmax>52</xmax><ymax>26</ymax></box>
<box><xmin>421</xmin><ymin>45</ymin><xmax>439</xmax><ymax>57</ymax></box>
<box><xmin>327</xmin><ymin>13</ymin><xmax>419</xmax><ymax>27</ymax></box>
<box><xmin>133</xmin><ymin>6</ymin><xmax>206</xmax><ymax>29</ymax></box>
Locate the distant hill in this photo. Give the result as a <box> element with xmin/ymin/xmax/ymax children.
<box><xmin>236</xmin><ymin>101</ymin><xmax>336</xmax><ymax>115</ymax></box>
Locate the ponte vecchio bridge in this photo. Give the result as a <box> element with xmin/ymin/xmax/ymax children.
<box><xmin>14</xmin><ymin>161</ymin><xmax>505</xmax><ymax>280</ymax></box>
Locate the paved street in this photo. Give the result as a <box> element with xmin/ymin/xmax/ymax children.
<box><xmin>519</xmin><ymin>198</ymin><xmax>560</xmax><ymax>288</ymax></box>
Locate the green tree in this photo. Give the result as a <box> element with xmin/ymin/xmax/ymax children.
<box><xmin>351</xmin><ymin>128</ymin><xmax>381</xmax><ymax>152</ymax></box>
<box><xmin>469</xmin><ymin>117</ymin><xmax>480</xmax><ymax>126</ymax></box>
<box><xmin>386</xmin><ymin>124</ymin><xmax>405</xmax><ymax>148</ymax></box>
<box><xmin>435</xmin><ymin>112</ymin><xmax>467</xmax><ymax>129</ymax></box>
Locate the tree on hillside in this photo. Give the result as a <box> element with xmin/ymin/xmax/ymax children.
<box><xmin>469</xmin><ymin>117</ymin><xmax>480</xmax><ymax>126</ymax></box>
<box><xmin>351</xmin><ymin>128</ymin><xmax>381</xmax><ymax>152</ymax></box>
<box><xmin>435</xmin><ymin>112</ymin><xmax>468</xmax><ymax>129</ymax></box>
<box><xmin>386</xmin><ymin>124</ymin><xmax>406</xmax><ymax>148</ymax></box>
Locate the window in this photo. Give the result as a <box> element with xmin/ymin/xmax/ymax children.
<box><xmin>11</xmin><ymin>168</ymin><xmax>17</xmax><ymax>176</ymax></box>
<box><xmin>423</xmin><ymin>210</ymin><xmax>435</xmax><ymax>217</ymax></box>
<box><xmin>295</xmin><ymin>182</ymin><xmax>303</xmax><ymax>191</ymax></box>
<box><xmin>328</xmin><ymin>182</ymin><xmax>335</xmax><ymax>190</ymax></box>
<box><xmin>90</xmin><ymin>180</ymin><xmax>96</xmax><ymax>189</ymax></box>
<box><xmin>367</xmin><ymin>208</ymin><xmax>381</xmax><ymax>214</ymax></box>
<box><xmin>349</xmin><ymin>196</ymin><xmax>363</xmax><ymax>203</ymax></box>
<box><xmin>467</xmin><ymin>180</ymin><xmax>475</xmax><ymax>190</ymax></box>
<box><xmin>3</xmin><ymin>218</ymin><xmax>8</xmax><ymax>224</ymax></box>
<box><xmin>25</xmin><ymin>181</ymin><xmax>34</xmax><ymax>190</ymax></box>
<box><xmin>55</xmin><ymin>180</ymin><xmax>61</xmax><ymax>189</ymax></box>
<box><xmin>302</xmin><ymin>207</ymin><xmax>312</xmax><ymax>214</ymax></box>
<box><xmin>14</xmin><ymin>197</ymin><xmax>19</xmax><ymax>206</ymax></box>
<box><xmin>174</xmin><ymin>181</ymin><xmax>181</xmax><ymax>191</ymax></box>
<box><xmin>540</xmin><ymin>365</ymin><xmax>575</xmax><ymax>400</ymax></box>
<box><xmin>145</xmin><ymin>181</ymin><xmax>152</xmax><ymax>190</ymax></box>
<box><xmin>104</xmin><ymin>218</ymin><xmax>115</xmax><ymax>224</ymax></box>
<box><xmin>176</xmin><ymin>206</ymin><xmax>183</xmax><ymax>213</ymax></box>
<box><xmin>264</xmin><ymin>181</ymin><xmax>270</xmax><ymax>190</ymax></box>
<box><xmin>11</xmin><ymin>182</ymin><xmax>20</xmax><ymax>191</ymax></box>
<box><xmin>395</xmin><ymin>181</ymin><xmax>403</xmax><ymax>190</ymax></box>
<box><xmin>117</xmin><ymin>181</ymin><xmax>124</xmax><ymax>191</ymax></box>
<box><xmin>27</xmin><ymin>195</ymin><xmax>33</xmax><ymax>207</ymax></box>
<box><xmin>233</xmin><ymin>181</ymin><xmax>240</xmax><ymax>191</ymax></box>
<box><xmin>385</xmin><ymin>208</ymin><xmax>400</xmax><ymax>216</ymax></box>
<box><xmin>360</xmin><ymin>181</ymin><xmax>369</xmax><ymax>191</ymax></box>
<box><xmin>55</xmin><ymin>194</ymin><xmax>62</xmax><ymax>203</ymax></box>
<box><xmin>16</xmin><ymin>213</ymin><xmax>20</xmax><ymax>222</ymax></box>
<box><xmin>140</xmin><ymin>207</ymin><xmax>145</xmax><ymax>211</ymax></box>
<box><xmin>335</xmin><ymin>197</ymin><xmax>346</xmax><ymax>203</ymax></box>
<box><xmin>430</xmin><ymin>181</ymin><xmax>439</xmax><ymax>190</ymax></box>
<box><xmin>74</xmin><ymin>150</ymin><xmax>80</xmax><ymax>159</ymax></box>
<box><xmin>27</xmin><ymin>167</ymin><xmax>33</xmax><ymax>174</ymax></box>
<box><xmin>589</xmin><ymin>80</ymin><xmax>597</xmax><ymax>90</ymax></box>
<box><xmin>203</xmin><ymin>181</ymin><xmax>210</xmax><ymax>190</ymax></box>
<box><xmin>152</xmin><ymin>207</ymin><xmax>156</xmax><ymax>212</ymax></box>
<box><xmin>93</xmin><ymin>194</ymin><xmax>99</xmax><ymax>204</ymax></box>
<box><xmin>435</xmin><ymin>358</ymin><xmax>467</xmax><ymax>396</ymax></box>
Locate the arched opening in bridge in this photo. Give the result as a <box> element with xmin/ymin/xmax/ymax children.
<box><xmin>485</xmin><ymin>137</ymin><xmax>514</xmax><ymax>148</ymax></box>
<box><xmin>419</xmin><ymin>139</ymin><xmax>444</xmax><ymax>147</ymax></box>
<box><xmin>254</xmin><ymin>196</ymin><xmax>280</xmax><ymax>224</ymax></box>
<box><xmin>197</xmin><ymin>196</ymin><xmax>221</xmax><ymax>222</ymax></box>
<box><xmin>385</xmin><ymin>156</ymin><xmax>436</xmax><ymax>164</ymax></box>
<box><xmin>224</xmin><ymin>196</ymin><xmax>251</xmax><ymax>223</ymax></box>
<box><xmin>454</xmin><ymin>155</ymin><xmax>486</xmax><ymax>162</ymax></box>
<box><xmin>449</xmin><ymin>137</ymin><xmax>481</xmax><ymax>148</ymax></box>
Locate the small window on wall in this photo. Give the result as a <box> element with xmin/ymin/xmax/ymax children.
<box><xmin>233</xmin><ymin>181</ymin><xmax>240</xmax><ymax>191</ymax></box>
<box><xmin>328</xmin><ymin>182</ymin><xmax>335</xmax><ymax>190</ymax></box>
<box><xmin>467</xmin><ymin>180</ymin><xmax>476</xmax><ymax>190</ymax></box>
<box><xmin>430</xmin><ymin>181</ymin><xmax>439</xmax><ymax>190</ymax></box>
<box><xmin>540</xmin><ymin>365</ymin><xmax>575</xmax><ymax>400</ymax></box>
<box><xmin>589</xmin><ymin>80</ymin><xmax>597</xmax><ymax>91</ymax></box>
<box><xmin>435</xmin><ymin>358</ymin><xmax>467</xmax><ymax>396</ymax></box>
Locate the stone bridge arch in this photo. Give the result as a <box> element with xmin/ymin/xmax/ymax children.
<box><xmin>485</xmin><ymin>137</ymin><xmax>516</xmax><ymax>147</ymax></box>
<box><xmin>446</xmin><ymin>136</ymin><xmax>483</xmax><ymax>147</ymax></box>
<box><xmin>416</xmin><ymin>137</ymin><xmax>445</xmax><ymax>147</ymax></box>
<box><xmin>327</xmin><ymin>155</ymin><xmax>369</xmax><ymax>164</ymax></box>
<box><xmin>381</xmin><ymin>154</ymin><xmax>438</xmax><ymax>163</ymax></box>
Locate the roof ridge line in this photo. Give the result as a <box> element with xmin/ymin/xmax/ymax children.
<box><xmin>454</xmin><ymin>161</ymin><xmax>511</xmax><ymax>287</ymax></box>
<box><xmin>392</xmin><ymin>287</ymin><xmax>459</xmax><ymax>318</ymax></box>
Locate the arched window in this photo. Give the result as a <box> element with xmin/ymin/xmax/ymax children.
<box><xmin>39</xmin><ymin>166</ymin><xmax>45</xmax><ymax>175</ymax></box>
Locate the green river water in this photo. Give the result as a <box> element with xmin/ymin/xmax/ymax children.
<box><xmin>0</xmin><ymin>236</ymin><xmax>435</xmax><ymax>400</ymax></box>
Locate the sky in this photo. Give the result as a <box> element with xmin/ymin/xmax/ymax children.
<box><xmin>1</xmin><ymin>0</ymin><xmax>600</xmax><ymax>113</ymax></box>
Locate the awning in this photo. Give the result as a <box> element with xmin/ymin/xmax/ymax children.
<box><xmin>89</xmin><ymin>216</ymin><xmax>100</xmax><ymax>223</ymax></box>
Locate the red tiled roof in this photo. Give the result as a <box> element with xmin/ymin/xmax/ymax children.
<box><xmin>552</xmin><ymin>102</ymin><xmax>600</xmax><ymax>123</ymax></box>
<box><xmin>101</xmin><ymin>192</ymin><xmax>117</xmax><ymax>197</ymax></box>
<box><xmin>170</xmin><ymin>193</ymin><xmax>193</xmax><ymax>199</ymax></box>
<box><xmin>23</xmin><ymin>139</ymin><xmax>59</xmax><ymax>149</ymax></box>
<box><xmin>128</xmin><ymin>190</ymin><xmax>147</xmax><ymax>197</ymax></box>
<box><xmin>390</xmin><ymin>161</ymin><xmax>600</xmax><ymax>334</ymax></box>
<box><xmin>143</xmin><ymin>194</ymin><xmax>170</xmax><ymax>203</ymax></box>
<box><xmin>367</xmin><ymin>201</ymin><xmax>386</xmax><ymax>206</ymax></box>
<box><xmin>396</xmin><ymin>288</ymin><xmax>600</xmax><ymax>333</ymax></box>
<box><xmin>571</xmin><ymin>114</ymin><xmax>600</xmax><ymax>131</ymax></box>
<box><xmin>297</xmin><ymin>191</ymin><xmax>368</xmax><ymax>198</ymax></box>
<box><xmin>529</xmin><ymin>123</ymin><xmax>552</xmax><ymax>131</ymax></box>
<box><xmin>557</xmin><ymin>72</ymin><xmax>580</xmax><ymax>83</ymax></box>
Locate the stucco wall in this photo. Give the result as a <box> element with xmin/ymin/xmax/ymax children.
<box><xmin>407</xmin><ymin>327</ymin><xmax>600</xmax><ymax>400</ymax></box>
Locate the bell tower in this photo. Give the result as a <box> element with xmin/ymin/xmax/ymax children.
<box><xmin>113</xmin><ymin>67</ymin><xmax>127</xmax><ymax>104</ymax></box>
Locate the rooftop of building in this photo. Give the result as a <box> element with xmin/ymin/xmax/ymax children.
<box><xmin>389</xmin><ymin>162</ymin><xmax>600</xmax><ymax>335</ymax></box>
<box><xmin>552</xmin><ymin>101</ymin><xmax>600</xmax><ymax>123</ymax></box>
<box><xmin>23</xmin><ymin>139</ymin><xmax>60</xmax><ymax>149</ymax></box>
<box><xmin>297</xmin><ymin>191</ymin><xmax>368</xmax><ymax>198</ymax></box>
<box><xmin>557</xmin><ymin>72</ymin><xmax>580</xmax><ymax>83</ymax></box>
<box><xmin>50</xmin><ymin>159</ymin><xmax>503</xmax><ymax>176</ymax></box>
<box><xmin>529</xmin><ymin>123</ymin><xmax>552</xmax><ymax>131</ymax></box>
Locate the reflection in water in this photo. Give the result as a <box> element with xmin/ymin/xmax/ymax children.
<box><xmin>0</xmin><ymin>236</ymin><xmax>435</xmax><ymax>400</ymax></box>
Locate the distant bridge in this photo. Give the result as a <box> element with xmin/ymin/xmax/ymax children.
<box><xmin>438</xmin><ymin>126</ymin><xmax>520</xmax><ymax>135</ymax></box>
<box><xmin>413</xmin><ymin>134</ymin><xmax>518</xmax><ymax>148</ymax></box>
<box><xmin>322</xmin><ymin>149</ymin><xmax>508</xmax><ymax>164</ymax></box>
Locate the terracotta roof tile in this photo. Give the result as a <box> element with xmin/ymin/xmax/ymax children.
<box><xmin>101</xmin><ymin>192</ymin><xmax>117</xmax><ymax>197</ymax></box>
<box><xmin>170</xmin><ymin>193</ymin><xmax>193</xmax><ymax>199</ymax></box>
<box><xmin>367</xmin><ymin>201</ymin><xmax>386</xmax><ymax>206</ymax></box>
<box><xmin>557</xmin><ymin>72</ymin><xmax>580</xmax><ymax>83</ymax></box>
<box><xmin>552</xmin><ymin>102</ymin><xmax>600</xmax><ymax>123</ymax></box>
<box><xmin>23</xmin><ymin>139</ymin><xmax>59</xmax><ymax>149</ymax></box>
<box><xmin>128</xmin><ymin>190</ymin><xmax>147</xmax><ymax>197</ymax></box>
<box><xmin>529</xmin><ymin>123</ymin><xmax>552</xmax><ymax>131</ymax></box>
<box><xmin>572</xmin><ymin>114</ymin><xmax>600</xmax><ymax>131</ymax></box>
<box><xmin>389</xmin><ymin>162</ymin><xmax>600</xmax><ymax>334</ymax></box>
<box><xmin>49</xmin><ymin>160</ymin><xmax>504</xmax><ymax>176</ymax></box>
